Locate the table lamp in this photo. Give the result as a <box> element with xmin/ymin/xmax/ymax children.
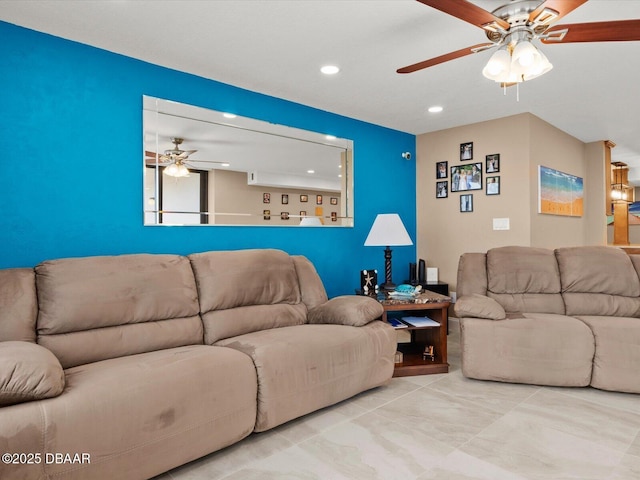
<box><xmin>364</xmin><ymin>213</ymin><xmax>413</xmax><ymax>291</ymax></box>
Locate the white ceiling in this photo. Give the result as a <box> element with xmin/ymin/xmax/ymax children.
<box><xmin>2</xmin><ymin>0</ymin><xmax>640</xmax><ymax>181</ymax></box>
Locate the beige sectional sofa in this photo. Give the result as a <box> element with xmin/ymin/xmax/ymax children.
<box><xmin>455</xmin><ymin>245</ymin><xmax>640</xmax><ymax>394</ymax></box>
<box><xmin>0</xmin><ymin>249</ymin><xmax>395</xmax><ymax>480</ymax></box>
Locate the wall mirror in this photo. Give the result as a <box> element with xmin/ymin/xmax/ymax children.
<box><xmin>143</xmin><ymin>96</ymin><xmax>354</xmax><ymax>227</ymax></box>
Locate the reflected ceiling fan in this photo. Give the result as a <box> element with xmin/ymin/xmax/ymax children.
<box><xmin>398</xmin><ymin>0</ymin><xmax>640</xmax><ymax>86</ymax></box>
<box><xmin>145</xmin><ymin>137</ymin><xmax>229</xmax><ymax>177</ymax></box>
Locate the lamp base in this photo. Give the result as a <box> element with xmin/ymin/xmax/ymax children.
<box><xmin>380</xmin><ymin>282</ymin><xmax>397</xmax><ymax>291</ymax></box>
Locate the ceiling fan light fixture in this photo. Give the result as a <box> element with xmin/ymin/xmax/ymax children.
<box><xmin>512</xmin><ymin>40</ymin><xmax>538</xmax><ymax>67</ymax></box>
<box><xmin>163</xmin><ymin>162</ymin><xmax>190</xmax><ymax>178</ymax></box>
<box><xmin>482</xmin><ymin>47</ymin><xmax>510</xmax><ymax>80</ymax></box>
<box><xmin>522</xmin><ymin>50</ymin><xmax>553</xmax><ymax>81</ymax></box>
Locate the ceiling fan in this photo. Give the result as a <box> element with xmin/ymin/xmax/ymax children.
<box><xmin>398</xmin><ymin>0</ymin><xmax>640</xmax><ymax>85</ymax></box>
<box><xmin>145</xmin><ymin>137</ymin><xmax>229</xmax><ymax>177</ymax></box>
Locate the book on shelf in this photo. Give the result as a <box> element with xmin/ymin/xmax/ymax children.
<box><xmin>401</xmin><ymin>316</ymin><xmax>440</xmax><ymax>327</ymax></box>
<box><xmin>387</xmin><ymin>318</ymin><xmax>408</xmax><ymax>329</ymax></box>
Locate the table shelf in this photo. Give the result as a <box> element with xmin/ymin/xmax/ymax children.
<box><xmin>379</xmin><ymin>291</ymin><xmax>450</xmax><ymax>377</ymax></box>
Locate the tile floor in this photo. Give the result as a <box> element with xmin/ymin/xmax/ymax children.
<box><xmin>161</xmin><ymin>319</ymin><xmax>640</xmax><ymax>480</ymax></box>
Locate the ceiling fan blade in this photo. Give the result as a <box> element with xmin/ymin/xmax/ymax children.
<box><xmin>145</xmin><ymin>150</ymin><xmax>159</xmax><ymax>158</ymax></box>
<box><xmin>417</xmin><ymin>0</ymin><xmax>510</xmax><ymax>32</ymax></box>
<box><xmin>177</xmin><ymin>149</ymin><xmax>198</xmax><ymax>159</ymax></box>
<box><xmin>397</xmin><ymin>43</ymin><xmax>494</xmax><ymax>74</ymax></box>
<box><xmin>528</xmin><ymin>0</ymin><xmax>587</xmax><ymax>25</ymax></box>
<box><xmin>187</xmin><ymin>159</ymin><xmax>229</xmax><ymax>164</ymax></box>
<box><xmin>541</xmin><ymin>19</ymin><xmax>640</xmax><ymax>44</ymax></box>
<box><xmin>145</xmin><ymin>158</ymin><xmax>169</xmax><ymax>165</ymax></box>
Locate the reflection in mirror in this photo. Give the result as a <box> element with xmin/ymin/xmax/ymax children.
<box><xmin>143</xmin><ymin>96</ymin><xmax>354</xmax><ymax>227</ymax></box>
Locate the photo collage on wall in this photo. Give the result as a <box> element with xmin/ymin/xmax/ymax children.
<box><xmin>262</xmin><ymin>192</ymin><xmax>340</xmax><ymax>222</ymax></box>
<box><xmin>435</xmin><ymin>142</ymin><xmax>501</xmax><ymax>212</ymax></box>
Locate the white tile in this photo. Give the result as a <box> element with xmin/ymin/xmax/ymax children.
<box><xmin>297</xmin><ymin>411</ymin><xmax>454</xmax><ymax>480</ymax></box>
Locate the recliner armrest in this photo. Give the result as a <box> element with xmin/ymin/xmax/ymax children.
<box><xmin>307</xmin><ymin>295</ymin><xmax>384</xmax><ymax>327</ymax></box>
<box><xmin>454</xmin><ymin>294</ymin><xmax>506</xmax><ymax>320</ymax></box>
<box><xmin>0</xmin><ymin>341</ymin><xmax>65</xmax><ymax>407</ymax></box>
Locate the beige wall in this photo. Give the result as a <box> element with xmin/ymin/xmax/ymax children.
<box><xmin>210</xmin><ymin>169</ymin><xmax>342</xmax><ymax>225</ymax></box>
<box><xmin>417</xmin><ymin>113</ymin><xmax>608</xmax><ymax>294</ymax></box>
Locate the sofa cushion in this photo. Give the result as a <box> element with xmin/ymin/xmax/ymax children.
<box><xmin>486</xmin><ymin>246</ymin><xmax>564</xmax><ymax>314</ymax></box>
<box><xmin>201</xmin><ymin>304</ymin><xmax>307</xmax><ymax>345</ymax></box>
<box><xmin>38</xmin><ymin>346</ymin><xmax>257</xmax><ymax>479</ymax></box>
<box><xmin>454</xmin><ymin>294</ymin><xmax>506</xmax><ymax>320</ymax></box>
<box><xmin>487</xmin><ymin>246</ymin><xmax>561</xmax><ymax>294</ymax></box>
<box><xmin>190</xmin><ymin>249</ymin><xmax>306</xmax><ymax>343</ymax></box>
<box><xmin>556</xmin><ymin>246</ymin><xmax>640</xmax><ymax>317</ymax></box>
<box><xmin>189</xmin><ymin>249</ymin><xmax>301</xmax><ymax>311</ymax></box>
<box><xmin>556</xmin><ymin>246</ymin><xmax>640</xmax><ymax>296</ymax></box>
<box><xmin>575</xmin><ymin>316</ymin><xmax>640</xmax><ymax>394</ymax></box>
<box><xmin>216</xmin><ymin>322</ymin><xmax>396</xmax><ymax>432</ymax></box>
<box><xmin>460</xmin><ymin>313</ymin><xmax>594</xmax><ymax>386</ymax></box>
<box><xmin>308</xmin><ymin>295</ymin><xmax>384</xmax><ymax>326</ymax></box>
<box><xmin>36</xmin><ymin>254</ymin><xmax>202</xmax><ymax>368</ymax></box>
<box><xmin>0</xmin><ymin>268</ymin><xmax>37</xmax><ymax>343</ymax></box>
<box><xmin>0</xmin><ymin>341</ymin><xmax>65</xmax><ymax>406</ymax></box>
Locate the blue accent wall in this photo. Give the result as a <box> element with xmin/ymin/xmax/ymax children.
<box><xmin>0</xmin><ymin>22</ymin><xmax>416</xmax><ymax>297</ymax></box>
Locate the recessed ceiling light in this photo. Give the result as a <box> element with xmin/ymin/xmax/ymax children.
<box><xmin>221</xmin><ymin>163</ymin><xmax>230</xmax><ymax>167</ymax></box>
<box><xmin>307</xmin><ymin>170</ymin><xmax>315</xmax><ymax>174</ymax></box>
<box><xmin>223</xmin><ymin>113</ymin><xmax>237</xmax><ymax>118</ymax></box>
<box><xmin>325</xmin><ymin>134</ymin><xmax>337</xmax><ymax>140</ymax></box>
<box><xmin>428</xmin><ymin>106</ymin><xmax>444</xmax><ymax>113</ymax></box>
<box><xmin>321</xmin><ymin>65</ymin><xmax>340</xmax><ymax>75</ymax></box>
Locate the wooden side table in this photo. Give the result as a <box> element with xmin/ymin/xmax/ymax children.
<box><xmin>378</xmin><ymin>291</ymin><xmax>450</xmax><ymax>376</ymax></box>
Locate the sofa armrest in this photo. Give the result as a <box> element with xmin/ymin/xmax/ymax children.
<box><xmin>454</xmin><ymin>294</ymin><xmax>506</xmax><ymax>320</ymax></box>
<box><xmin>307</xmin><ymin>295</ymin><xmax>384</xmax><ymax>327</ymax></box>
<box><xmin>0</xmin><ymin>341</ymin><xmax>65</xmax><ymax>407</ymax></box>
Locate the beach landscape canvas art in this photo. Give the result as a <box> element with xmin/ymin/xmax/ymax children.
<box><xmin>538</xmin><ymin>166</ymin><xmax>584</xmax><ymax>217</ymax></box>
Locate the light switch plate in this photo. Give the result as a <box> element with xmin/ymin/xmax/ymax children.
<box><xmin>493</xmin><ymin>218</ymin><xmax>510</xmax><ymax>230</ymax></box>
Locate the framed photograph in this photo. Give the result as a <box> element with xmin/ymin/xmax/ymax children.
<box><xmin>486</xmin><ymin>176</ymin><xmax>500</xmax><ymax>195</ymax></box>
<box><xmin>330</xmin><ymin>197</ymin><xmax>338</xmax><ymax>205</ymax></box>
<box><xmin>460</xmin><ymin>194</ymin><xmax>473</xmax><ymax>212</ymax></box>
<box><xmin>263</xmin><ymin>193</ymin><xmax>271</xmax><ymax>204</ymax></box>
<box><xmin>281</xmin><ymin>194</ymin><xmax>289</xmax><ymax>204</ymax></box>
<box><xmin>331</xmin><ymin>212</ymin><xmax>337</xmax><ymax>222</ymax></box>
<box><xmin>436</xmin><ymin>161</ymin><xmax>448</xmax><ymax>179</ymax></box>
<box><xmin>263</xmin><ymin>209</ymin><xmax>271</xmax><ymax>220</ymax></box>
<box><xmin>450</xmin><ymin>163</ymin><xmax>482</xmax><ymax>192</ymax></box>
<box><xmin>280</xmin><ymin>212</ymin><xmax>289</xmax><ymax>220</ymax></box>
<box><xmin>460</xmin><ymin>142</ymin><xmax>473</xmax><ymax>161</ymax></box>
<box><xmin>300</xmin><ymin>194</ymin><xmax>308</xmax><ymax>203</ymax></box>
<box><xmin>436</xmin><ymin>180</ymin><xmax>448</xmax><ymax>198</ymax></box>
<box><xmin>300</xmin><ymin>210</ymin><xmax>307</xmax><ymax>217</ymax></box>
<box><xmin>486</xmin><ymin>154</ymin><xmax>500</xmax><ymax>173</ymax></box>
<box><xmin>316</xmin><ymin>195</ymin><xmax>323</xmax><ymax>205</ymax></box>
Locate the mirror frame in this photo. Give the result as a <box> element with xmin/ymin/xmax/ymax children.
<box><xmin>143</xmin><ymin>96</ymin><xmax>354</xmax><ymax>227</ymax></box>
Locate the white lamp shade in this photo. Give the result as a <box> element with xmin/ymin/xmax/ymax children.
<box><xmin>299</xmin><ymin>217</ymin><xmax>322</xmax><ymax>226</ymax></box>
<box><xmin>364</xmin><ymin>213</ymin><xmax>413</xmax><ymax>246</ymax></box>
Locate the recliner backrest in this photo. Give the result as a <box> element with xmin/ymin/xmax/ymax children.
<box><xmin>189</xmin><ymin>249</ymin><xmax>310</xmax><ymax>344</ymax></box>
<box><xmin>36</xmin><ymin>254</ymin><xmax>203</xmax><ymax>368</ymax></box>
